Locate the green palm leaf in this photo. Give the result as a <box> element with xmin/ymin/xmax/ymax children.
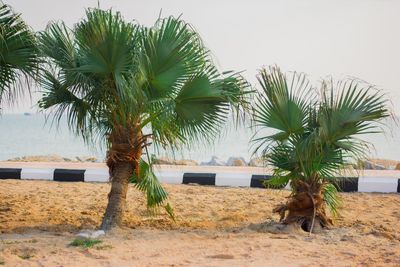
<box><xmin>139</xmin><ymin>17</ymin><xmax>251</xmax><ymax>149</ymax></box>
<box><xmin>0</xmin><ymin>2</ymin><xmax>39</xmax><ymax>107</ymax></box>
<box><xmin>130</xmin><ymin>159</ymin><xmax>168</xmax><ymax>208</ymax></box>
<box><xmin>140</xmin><ymin>16</ymin><xmax>206</xmax><ymax>99</ymax></box>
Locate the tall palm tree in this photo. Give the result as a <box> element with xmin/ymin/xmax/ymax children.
<box><xmin>0</xmin><ymin>2</ymin><xmax>38</xmax><ymax>109</ymax></box>
<box><xmin>252</xmin><ymin>66</ymin><xmax>388</xmax><ymax>232</ymax></box>
<box><xmin>38</xmin><ymin>8</ymin><xmax>250</xmax><ymax>230</ymax></box>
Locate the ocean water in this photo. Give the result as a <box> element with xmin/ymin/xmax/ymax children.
<box><xmin>0</xmin><ymin>113</ymin><xmax>399</xmax><ymax>162</ymax></box>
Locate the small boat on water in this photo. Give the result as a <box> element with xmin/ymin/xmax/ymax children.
<box><xmin>23</xmin><ymin>112</ymin><xmax>32</xmax><ymax>116</ymax></box>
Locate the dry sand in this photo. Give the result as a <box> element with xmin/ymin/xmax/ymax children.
<box><xmin>0</xmin><ymin>180</ymin><xmax>399</xmax><ymax>266</ymax></box>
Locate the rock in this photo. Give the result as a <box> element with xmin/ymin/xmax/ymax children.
<box><xmin>363</xmin><ymin>160</ymin><xmax>386</xmax><ymax>170</ymax></box>
<box><xmin>395</xmin><ymin>163</ymin><xmax>400</xmax><ymax>170</ymax></box>
<box><xmin>362</xmin><ymin>161</ymin><xmax>371</xmax><ymax>169</ymax></box>
<box><xmin>5</xmin><ymin>154</ymin><xmax>99</xmax><ymax>163</ymax></box>
<box><xmin>358</xmin><ymin>159</ymin><xmax>399</xmax><ymax>170</ymax></box>
<box><xmin>226</xmin><ymin>157</ymin><xmax>247</xmax><ymax>166</ymax></box>
<box><xmin>76</xmin><ymin>230</ymin><xmax>105</xmax><ymax>239</ymax></box>
<box><xmin>249</xmin><ymin>157</ymin><xmax>265</xmax><ymax>167</ymax></box>
<box><xmin>7</xmin><ymin>157</ymin><xmax>20</xmax><ymax>161</ymax></box>
<box><xmin>174</xmin><ymin>159</ymin><xmax>198</xmax><ymax>166</ymax></box>
<box><xmin>345</xmin><ymin>164</ymin><xmax>355</xmax><ymax>171</ymax></box>
<box><xmin>75</xmin><ymin>156</ymin><xmax>97</xmax><ymax>162</ymax></box>
<box><xmin>76</xmin><ymin>232</ymin><xmax>91</xmax><ymax>239</ymax></box>
<box><xmin>83</xmin><ymin>157</ymin><xmax>97</xmax><ymax>162</ymax></box>
<box><xmin>7</xmin><ymin>154</ymin><xmax>64</xmax><ymax>162</ymax></box>
<box><xmin>153</xmin><ymin>157</ymin><xmax>198</xmax><ymax>165</ymax></box>
<box><xmin>200</xmin><ymin>156</ymin><xmax>226</xmax><ymax>166</ymax></box>
<box><xmin>91</xmin><ymin>230</ymin><xmax>105</xmax><ymax>238</ymax></box>
<box><xmin>153</xmin><ymin>157</ymin><xmax>175</xmax><ymax>165</ymax></box>
<box><xmin>374</xmin><ymin>163</ymin><xmax>386</xmax><ymax>170</ymax></box>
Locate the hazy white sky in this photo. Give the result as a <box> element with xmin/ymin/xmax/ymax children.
<box><xmin>4</xmin><ymin>0</ymin><xmax>400</xmax><ymax>114</ymax></box>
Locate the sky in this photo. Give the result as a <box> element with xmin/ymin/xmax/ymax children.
<box><xmin>4</xmin><ymin>0</ymin><xmax>400</xmax><ymax>114</ymax></box>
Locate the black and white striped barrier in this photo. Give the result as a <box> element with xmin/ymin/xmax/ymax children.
<box><xmin>0</xmin><ymin>168</ymin><xmax>399</xmax><ymax>193</ymax></box>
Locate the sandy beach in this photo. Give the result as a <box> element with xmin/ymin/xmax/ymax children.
<box><xmin>0</xmin><ymin>179</ymin><xmax>399</xmax><ymax>266</ymax></box>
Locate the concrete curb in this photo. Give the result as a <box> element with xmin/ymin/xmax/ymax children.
<box><xmin>1</xmin><ymin>167</ymin><xmax>399</xmax><ymax>193</ymax></box>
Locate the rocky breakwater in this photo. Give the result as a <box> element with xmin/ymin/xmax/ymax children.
<box><xmin>151</xmin><ymin>156</ymin><xmax>266</xmax><ymax>167</ymax></box>
<box><xmin>5</xmin><ymin>154</ymin><xmax>399</xmax><ymax>170</ymax></box>
<box><xmin>6</xmin><ymin>154</ymin><xmax>98</xmax><ymax>163</ymax></box>
<box><xmin>199</xmin><ymin>156</ymin><xmax>265</xmax><ymax>167</ymax></box>
<box><xmin>153</xmin><ymin>157</ymin><xmax>198</xmax><ymax>166</ymax></box>
<box><xmin>357</xmin><ymin>159</ymin><xmax>400</xmax><ymax>170</ymax></box>
<box><xmin>4</xmin><ymin>155</ymin><xmax>267</xmax><ymax>167</ymax></box>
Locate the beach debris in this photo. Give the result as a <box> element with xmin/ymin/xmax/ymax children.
<box><xmin>76</xmin><ymin>230</ymin><xmax>105</xmax><ymax>239</ymax></box>
<box><xmin>226</xmin><ymin>157</ymin><xmax>247</xmax><ymax>166</ymax></box>
<box><xmin>200</xmin><ymin>156</ymin><xmax>226</xmax><ymax>166</ymax></box>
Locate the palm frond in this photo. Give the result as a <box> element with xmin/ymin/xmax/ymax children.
<box><xmin>322</xmin><ymin>183</ymin><xmax>342</xmax><ymax>217</ymax></box>
<box><xmin>139</xmin><ymin>17</ymin><xmax>251</xmax><ymax>148</ymax></box>
<box><xmin>130</xmin><ymin>159</ymin><xmax>168</xmax><ymax>208</ymax></box>
<box><xmin>252</xmin><ymin>66</ymin><xmax>313</xmax><ymax>157</ymax></box>
<box><xmin>140</xmin><ymin>16</ymin><xmax>207</xmax><ymax>99</ymax></box>
<box><xmin>0</xmin><ymin>2</ymin><xmax>39</xmax><ymax>107</ymax></box>
<box><xmin>38</xmin><ymin>8</ymin><xmax>143</xmax><ymax>141</ymax></box>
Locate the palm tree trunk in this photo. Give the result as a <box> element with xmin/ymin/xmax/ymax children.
<box><xmin>100</xmin><ymin>124</ymin><xmax>142</xmax><ymax>231</ymax></box>
<box><xmin>100</xmin><ymin>160</ymin><xmax>133</xmax><ymax>231</ymax></box>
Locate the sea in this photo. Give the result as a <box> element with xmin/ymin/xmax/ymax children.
<box><xmin>0</xmin><ymin>113</ymin><xmax>399</xmax><ymax>163</ymax></box>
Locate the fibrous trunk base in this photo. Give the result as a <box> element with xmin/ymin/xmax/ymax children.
<box><xmin>273</xmin><ymin>180</ymin><xmax>332</xmax><ymax>233</ymax></box>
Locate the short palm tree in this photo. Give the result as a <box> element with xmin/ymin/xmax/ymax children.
<box><xmin>0</xmin><ymin>2</ymin><xmax>38</xmax><ymax>109</ymax></box>
<box><xmin>38</xmin><ymin>8</ymin><xmax>249</xmax><ymax>230</ymax></box>
<box><xmin>252</xmin><ymin>66</ymin><xmax>388</xmax><ymax>232</ymax></box>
